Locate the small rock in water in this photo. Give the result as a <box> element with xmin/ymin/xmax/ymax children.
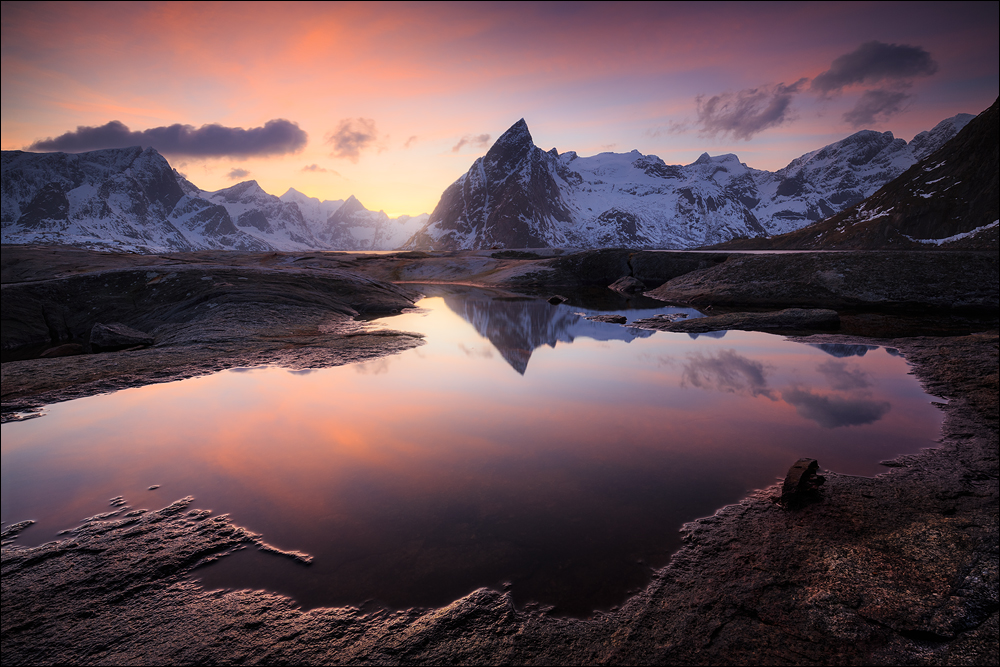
<box><xmin>148</xmin><ymin>485</ymin><xmax>160</xmax><ymax>490</ymax></box>
<box><xmin>586</xmin><ymin>314</ymin><xmax>628</xmax><ymax>324</ymax></box>
<box><xmin>548</xmin><ymin>295</ymin><xmax>568</xmax><ymax>305</ymax></box>
<box><xmin>109</xmin><ymin>496</ymin><xmax>127</xmax><ymax>507</ymax></box>
<box><xmin>779</xmin><ymin>458</ymin><xmax>826</xmax><ymax>508</ymax></box>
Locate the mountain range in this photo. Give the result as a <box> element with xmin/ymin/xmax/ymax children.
<box><xmin>716</xmin><ymin>97</ymin><xmax>998</xmax><ymax>250</ymax></box>
<box><xmin>404</xmin><ymin>114</ymin><xmax>972</xmax><ymax>250</ymax></box>
<box><xmin>1</xmin><ymin>111</ymin><xmax>976</xmax><ymax>252</ymax></box>
<box><xmin>1</xmin><ymin>148</ymin><xmax>427</xmax><ymax>252</ymax></box>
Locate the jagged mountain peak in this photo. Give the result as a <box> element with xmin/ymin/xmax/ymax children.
<box><xmin>336</xmin><ymin>194</ymin><xmax>367</xmax><ymax>216</ymax></box>
<box><xmin>208</xmin><ymin>180</ymin><xmax>277</xmax><ymax>205</ymax></box>
<box><xmin>483</xmin><ymin>119</ymin><xmax>535</xmax><ymax>171</ymax></box>
<box><xmin>279</xmin><ymin>187</ymin><xmax>309</xmax><ymax>201</ymax></box>
<box><xmin>406</xmin><ymin>108</ymin><xmax>975</xmax><ymax>250</ymax></box>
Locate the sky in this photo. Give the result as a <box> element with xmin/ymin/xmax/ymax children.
<box><xmin>2</xmin><ymin>1</ymin><xmax>997</xmax><ymax>217</ymax></box>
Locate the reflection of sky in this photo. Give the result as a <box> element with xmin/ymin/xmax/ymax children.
<box><xmin>1</xmin><ymin>291</ymin><xmax>942</xmax><ymax>616</ymax></box>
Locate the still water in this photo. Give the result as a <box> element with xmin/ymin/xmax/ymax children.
<box><xmin>1</xmin><ymin>285</ymin><xmax>942</xmax><ymax>616</ymax></box>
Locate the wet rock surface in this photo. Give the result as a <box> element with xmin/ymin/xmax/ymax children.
<box><xmin>2</xmin><ymin>245</ymin><xmax>998</xmax><ymax>664</ymax></box>
<box><xmin>2</xmin><ymin>246</ymin><xmax>424</xmax><ymax>420</ymax></box>
<box><xmin>608</xmin><ymin>275</ymin><xmax>647</xmax><ymax>294</ymax></box>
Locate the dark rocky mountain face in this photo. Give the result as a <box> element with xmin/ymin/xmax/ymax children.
<box><xmin>405</xmin><ymin>114</ymin><xmax>972</xmax><ymax>251</ymax></box>
<box><xmin>728</xmin><ymin>98</ymin><xmax>998</xmax><ymax>250</ymax></box>
<box><xmin>410</xmin><ymin>120</ymin><xmax>574</xmax><ymax>250</ymax></box>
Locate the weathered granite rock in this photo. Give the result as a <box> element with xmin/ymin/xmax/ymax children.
<box><xmin>90</xmin><ymin>322</ymin><xmax>154</xmax><ymax>351</ymax></box>
<box><xmin>608</xmin><ymin>276</ymin><xmax>646</xmax><ymax>294</ymax></box>
<box><xmin>632</xmin><ymin>308</ymin><xmax>841</xmax><ymax>334</ymax></box>
<box><xmin>644</xmin><ymin>251</ymin><xmax>999</xmax><ymax>311</ymax></box>
<box><xmin>779</xmin><ymin>458</ymin><xmax>826</xmax><ymax>508</ymax></box>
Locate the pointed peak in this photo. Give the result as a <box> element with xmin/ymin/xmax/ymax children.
<box><xmin>693</xmin><ymin>152</ymin><xmax>713</xmax><ymax>165</ymax></box>
<box><xmin>495</xmin><ymin>119</ymin><xmax>533</xmax><ymax>147</ymax></box>
<box><xmin>341</xmin><ymin>194</ymin><xmax>366</xmax><ymax>212</ymax></box>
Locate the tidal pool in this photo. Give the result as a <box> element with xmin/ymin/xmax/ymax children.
<box><xmin>1</xmin><ymin>285</ymin><xmax>943</xmax><ymax>616</ymax></box>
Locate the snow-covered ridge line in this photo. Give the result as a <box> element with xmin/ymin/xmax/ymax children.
<box><xmin>1</xmin><ymin>147</ymin><xmax>428</xmax><ymax>253</ymax></box>
<box><xmin>405</xmin><ymin>113</ymin><xmax>973</xmax><ymax>250</ymax></box>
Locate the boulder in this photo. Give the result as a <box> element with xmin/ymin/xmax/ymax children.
<box><xmin>779</xmin><ymin>458</ymin><xmax>826</xmax><ymax>508</ymax></box>
<box><xmin>90</xmin><ymin>323</ymin><xmax>154</xmax><ymax>352</ymax></box>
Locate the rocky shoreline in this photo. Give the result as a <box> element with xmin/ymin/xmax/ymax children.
<box><xmin>2</xmin><ymin>245</ymin><xmax>997</xmax><ymax>664</ymax></box>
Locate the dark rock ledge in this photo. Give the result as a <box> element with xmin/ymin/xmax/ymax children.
<box><xmin>3</xmin><ymin>331</ymin><xmax>996</xmax><ymax>665</ymax></box>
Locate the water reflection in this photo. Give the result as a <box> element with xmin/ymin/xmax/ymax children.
<box><xmin>1</xmin><ymin>287</ymin><xmax>942</xmax><ymax>617</ymax></box>
<box><xmin>440</xmin><ymin>286</ymin><xmax>655</xmax><ymax>374</ymax></box>
<box><xmin>679</xmin><ymin>349</ymin><xmax>892</xmax><ymax>429</ymax></box>
<box><xmin>809</xmin><ymin>343</ymin><xmax>879</xmax><ymax>357</ymax></box>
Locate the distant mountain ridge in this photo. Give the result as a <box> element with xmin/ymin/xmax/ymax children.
<box><xmin>1</xmin><ymin>148</ymin><xmax>428</xmax><ymax>252</ymax></box>
<box><xmin>404</xmin><ymin>114</ymin><xmax>972</xmax><ymax>250</ymax></box>
<box><xmin>715</xmin><ymin>97</ymin><xmax>999</xmax><ymax>250</ymax></box>
<box><xmin>2</xmin><ymin>111</ymin><xmax>973</xmax><ymax>253</ymax></box>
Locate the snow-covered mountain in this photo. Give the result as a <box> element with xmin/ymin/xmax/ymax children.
<box><xmin>290</xmin><ymin>193</ymin><xmax>429</xmax><ymax>251</ymax></box>
<box><xmin>727</xmin><ymin>98</ymin><xmax>998</xmax><ymax>249</ymax></box>
<box><xmin>404</xmin><ymin>115</ymin><xmax>972</xmax><ymax>250</ymax></box>
<box><xmin>2</xmin><ymin>148</ymin><xmax>425</xmax><ymax>252</ymax></box>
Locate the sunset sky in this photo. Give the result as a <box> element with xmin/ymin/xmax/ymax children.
<box><xmin>2</xmin><ymin>1</ymin><xmax>997</xmax><ymax>216</ymax></box>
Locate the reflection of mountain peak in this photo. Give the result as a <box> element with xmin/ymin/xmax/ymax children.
<box><xmin>443</xmin><ymin>293</ymin><xmax>653</xmax><ymax>374</ymax></box>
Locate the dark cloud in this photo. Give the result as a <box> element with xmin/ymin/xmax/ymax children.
<box><xmin>404</xmin><ymin>135</ymin><xmax>419</xmax><ymax>149</ymax></box>
<box><xmin>812</xmin><ymin>41</ymin><xmax>937</xmax><ymax>96</ymax></box>
<box><xmin>28</xmin><ymin>119</ymin><xmax>307</xmax><ymax>157</ymax></box>
<box><xmin>680</xmin><ymin>349</ymin><xmax>776</xmax><ymax>399</ymax></box>
<box><xmin>816</xmin><ymin>360</ymin><xmax>873</xmax><ymax>391</ymax></box>
<box><xmin>301</xmin><ymin>164</ymin><xmax>327</xmax><ymax>172</ymax></box>
<box><xmin>843</xmin><ymin>89</ymin><xmax>910</xmax><ymax>127</ymax></box>
<box><xmin>326</xmin><ymin>118</ymin><xmax>378</xmax><ymax>162</ymax></box>
<box><xmin>227</xmin><ymin>168</ymin><xmax>250</xmax><ymax>180</ymax></box>
<box><xmin>695</xmin><ymin>79</ymin><xmax>806</xmax><ymax>141</ymax></box>
<box><xmin>452</xmin><ymin>134</ymin><xmax>491</xmax><ymax>153</ymax></box>
<box><xmin>781</xmin><ymin>387</ymin><xmax>889</xmax><ymax>428</ymax></box>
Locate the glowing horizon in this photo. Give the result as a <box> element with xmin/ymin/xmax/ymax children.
<box><xmin>2</xmin><ymin>2</ymin><xmax>997</xmax><ymax>216</ymax></box>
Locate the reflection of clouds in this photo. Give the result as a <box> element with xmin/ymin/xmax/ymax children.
<box><xmin>354</xmin><ymin>358</ymin><xmax>391</xmax><ymax>375</ymax></box>
<box><xmin>817</xmin><ymin>360</ymin><xmax>872</xmax><ymax>391</ymax></box>
<box><xmin>681</xmin><ymin>349</ymin><xmax>776</xmax><ymax>399</ymax></box>
<box><xmin>781</xmin><ymin>387</ymin><xmax>890</xmax><ymax>429</ymax></box>
<box><xmin>458</xmin><ymin>343</ymin><xmax>493</xmax><ymax>359</ymax></box>
<box><xmin>681</xmin><ymin>349</ymin><xmax>892</xmax><ymax>429</ymax></box>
